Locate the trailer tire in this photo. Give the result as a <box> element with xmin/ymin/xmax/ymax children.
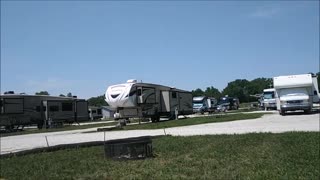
<box><xmin>280</xmin><ymin>110</ymin><xmax>286</xmax><ymax>116</ymax></box>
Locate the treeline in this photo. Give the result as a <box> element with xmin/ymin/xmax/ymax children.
<box><xmin>34</xmin><ymin>91</ymin><xmax>108</xmax><ymax>107</ymax></box>
<box><xmin>87</xmin><ymin>95</ymin><xmax>108</xmax><ymax>107</ymax></box>
<box><xmin>192</xmin><ymin>78</ymin><xmax>272</xmax><ymax>103</ymax></box>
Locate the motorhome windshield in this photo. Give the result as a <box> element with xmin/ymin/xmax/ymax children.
<box><xmin>193</xmin><ymin>103</ymin><xmax>203</xmax><ymax>108</ymax></box>
<box><xmin>263</xmin><ymin>92</ymin><xmax>275</xmax><ymax>99</ymax></box>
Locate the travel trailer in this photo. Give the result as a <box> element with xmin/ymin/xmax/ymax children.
<box><xmin>105</xmin><ymin>80</ymin><xmax>193</xmax><ymax>122</ymax></box>
<box><xmin>88</xmin><ymin>106</ymin><xmax>103</xmax><ymax>120</ymax></box>
<box><xmin>262</xmin><ymin>88</ymin><xmax>276</xmax><ymax>110</ymax></box>
<box><xmin>273</xmin><ymin>74</ymin><xmax>319</xmax><ymax>115</ymax></box>
<box><xmin>193</xmin><ymin>96</ymin><xmax>217</xmax><ymax>114</ymax></box>
<box><xmin>0</xmin><ymin>94</ymin><xmax>88</xmax><ymax>130</ymax></box>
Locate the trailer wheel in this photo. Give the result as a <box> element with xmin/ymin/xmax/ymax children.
<box><xmin>280</xmin><ymin>110</ymin><xmax>286</xmax><ymax>116</ymax></box>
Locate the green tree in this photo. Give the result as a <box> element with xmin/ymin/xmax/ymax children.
<box><xmin>191</xmin><ymin>88</ymin><xmax>205</xmax><ymax>97</ymax></box>
<box><xmin>67</xmin><ymin>92</ymin><xmax>72</xmax><ymax>97</ymax></box>
<box><xmin>35</xmin><ymin>91</ymin><xmax>49</xmax><ymax>95</ymax></box>
<box><xmin>247</xmin><ymin>78</ymin><xmax>273</xmax><ymax>99</ymax></box>
<box><xmin>88</xmin><ymin>95</ymin><xmax>108</xmax><ymax>107</ymax></box>
<box><xmin>222</xmin><ymin>79</ymin><xmax>250</xmax><ymax>103</ymax></box>
<box><xmin>204</xmin><ymin>86</ymin><xmax>222</xmax><ymax>99</ymax></box>
<box><xmin>59</xmin><ymin>94</ymin><xmax>66</xmax><ymax>97</ymax></box>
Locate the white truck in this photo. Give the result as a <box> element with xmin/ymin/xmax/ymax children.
<box><xmin>262</xmin><ymin>88</ymin><xmax>276</xmax><ymax>110</ymax></box>
<box><xmin>273</xmin><ymin>74</ymin><xmax>320</xmax><ymax>115</ymax></box>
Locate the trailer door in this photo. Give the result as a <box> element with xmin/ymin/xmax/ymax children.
<box><xmin>160</xmin><ymin>91</ymin><xmax>170</xmax><ymax>112</ymax></box>
<box><xmin>178</xmin><ymin>92</ymin><xmax>193</xmax><ymax>112</ymax></box>
<box><xmin>76</xmin><ymin>101</ymin><xmax>89</xmax><ymax>122</ymax></box>
<box><xmin>170</xmin><ymin>91</ymin><xmax>179</xmax><ymax>112</ymax></box>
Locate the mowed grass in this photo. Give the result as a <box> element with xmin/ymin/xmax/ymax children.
<box><xmin>0</xmin><ymin>121</ymin><xmax>118</xmax><ymax>137</ymax></box>
<box><xmin>122</xmin><ymin>113</ymin><xmax>265</xmax><ymax>130</ymax></box>
<box><xmin>1</xmin><ymin>132</ymin><xmax>319</xmax><ymax>180</ymax></box>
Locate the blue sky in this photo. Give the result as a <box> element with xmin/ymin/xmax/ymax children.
<box><xmin>1</xmin><ymin>1</ymin><xmax>319</xmax><ymax>99</ymax></box>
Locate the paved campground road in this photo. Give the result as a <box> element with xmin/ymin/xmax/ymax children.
<box><xmin>1</xmin><ymin>113</ymin><xmax>319</xmax><ymax>155</ymax></box>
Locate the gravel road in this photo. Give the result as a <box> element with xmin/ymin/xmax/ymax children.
<box><xmin>1</xmin><ymin>113</ymin><xmax>319</xmax><ymax>155</ymax></box>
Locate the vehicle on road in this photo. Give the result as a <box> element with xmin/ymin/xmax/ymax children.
<box><xmin>262</xmin><ymin>88</ymin><xmax>277</xmax><ymax>110</ymax></box>
<box><xmin>273</xmin><ymin>73</ymin><xmax>320</xmax><ymax>115</ymax></box>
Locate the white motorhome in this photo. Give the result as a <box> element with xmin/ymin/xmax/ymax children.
<box><xmin>193</xmin><ymin>96</ymin><xmax>217</xmax><ymax>114</ymax></box>
<box><xmin>262</xmin><ymin>88</ymin><xmax>276</xmax><ymax>110</ymax></box>
<box><xmin>0</xmin><ymin>93</ymin><xmax>88</xmax><ymax>130</ymax></box>
<box><xmin>273</xmin><ymin>74</ymin><xmax>319</xmax><ymax>115</ymax></box>
<box><xmin>105</xmin><ymin>80</ymin><xmax>193</xmax><ymax>122</ymax></box>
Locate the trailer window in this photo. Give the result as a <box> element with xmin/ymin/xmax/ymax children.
<box><xmin>62</xmin><ymin>102</ymin><xmax>73</xmax><ymax>111</ymax></box>
<box><xmin>314</xmin><ymin>91</ymin><xmax>318</xmax><ymax>95</ymax></box>
<box><xmin>50</xmin><ymin>106</ymin><xmax>59</xmax><ymax>112</ymax></box>
<box><xmin>142</xmin><ymin>87</ymin><xmax>156</xmax><ymax>103</ymax></box>
<box><xmin>92</xmin><ymin>110</ymin><xmax>97</xmax><ymax>114</ymax></box>
<box><xmin>129</xmin><ymin>90</ymin><xmax>136</xmax><ymax>96</ymax></box>
<box><xmin>97</xmin><ymin>109</ymin><xmax>102</xmax><ymax>115</ymax></box>
<box><xmin>4</xmin><ymin>98</ymin><xmax>24</xmax><ymax>114</ymax></box>
<box><xmin>172</xmin><ymin>92</ymin><xmax>177</xmax><ymax>99</ymax></box>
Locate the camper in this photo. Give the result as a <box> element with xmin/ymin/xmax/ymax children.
<box><xmin>105</xmin><ymin>80</ymin><xmax>193</xmax><ymax>122</ymax></box>
<box><xmin>273</xmin><ymin>74</ymin><xmax>319</xmax><ymax>115</ymax></box>
<box><xmin>0</xmin><ymin>94</ymin><xmax>89</xmax><ymax>130</ymax></box>
<box><xmin>88</xmin><ymin>106</ymin><xmax>103</xmax><ymax>120</ymax></box>
<box><xmin>262</xmin><ymin>88</ymin><xmax>276</xmax><ymax>110</ymax></box>
<box><xmin>193</xmin><ymin>96</ymin><xmax>217</xmax><ymax>114</ymax></box>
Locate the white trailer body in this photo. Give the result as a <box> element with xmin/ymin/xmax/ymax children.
<box><xmin>262</xmin><ymin>88</ymin><xmax>276</xmax><ymax>110</ymax></box>
<box><xmin>273</xmin><ymin>74</ymin><xmax>314</xmax><ymax>115</ymax></box>
<box><xmin>105</xmin><ymin>80</ymin><xmax>193</xmax><ymax>122</ymax></box>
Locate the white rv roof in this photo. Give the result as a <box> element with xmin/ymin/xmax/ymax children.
<box><xmin>263</xmin><ymin>88</ymin><xmax>275</xmax><ymax>92</ymax></box>
<box><xmin>193</xmin><ymin>96</ymin><xmax>206</xmax><ymax>101</ymax></box>
<box><xmin>273</xmin><ymin>74</ymin><xmax>313</xmax><ymax>89</ymax></box>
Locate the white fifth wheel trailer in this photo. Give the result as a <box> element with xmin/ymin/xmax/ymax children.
<box><xmin>273</xmin><ymin>74</ymin><xmax>319</xmax><ymax>115</ymax></box>
<box><xmin>105</xmin><ymin>80</ymin><xmax>193</xmax><ymax>122</ymax></box>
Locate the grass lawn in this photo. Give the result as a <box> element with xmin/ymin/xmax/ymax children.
<box><xmin>0</xmin><ymin>121</ymin><xmax>118</xmax><ymax>137</ymax></box>
<box><xmin>1</xmin><ymin>132</ymin><xmax>319</xmax><ymax>179</ymax></box>
<box><xmin>121</xmin><ymin>113</ymin><xmax>265</xmax><ymax>130</ymax></box>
